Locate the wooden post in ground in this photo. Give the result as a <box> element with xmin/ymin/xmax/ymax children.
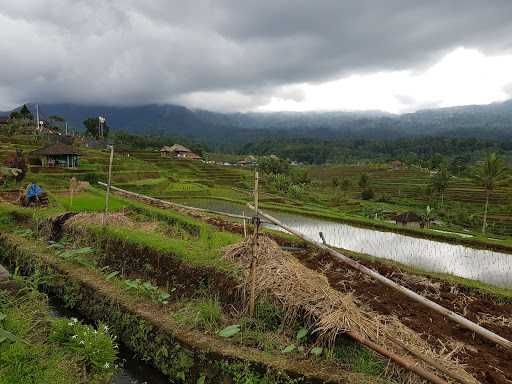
<box><xmin>103</xmin><ymin>145</ymin><xmax>114</xmax><ymax>225</ymax></box>
<box><xmin>69</xmin><ymin>177</ymin><xmax>77</xmax><ymax>209</ymax></box>
<box><xmin>248</xmin><ymin>171</ymin><xmax>259</xmax><ymax>317</ymax></box>
<box><xmin>243</xmin><ymin>211</ymin><xmax>247</xmax><ymax>238</ymax></box>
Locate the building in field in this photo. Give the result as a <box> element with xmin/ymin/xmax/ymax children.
<box><xmin>394</xmin><ymin>211</ymin><xmax>423</xmax><ymax>228</ymax></box>
<box><xmin>30</xmin><ymin>143</ymin><xmax>80</xmax><ymax>168</ymax></box>
<box><xmin>160</xmin><ymin>144</ymin><xmax>201</xmax><ymax>160</ymax></box>
<box><xmin>391</xmin><ymin>160</ymin><xmax>403</xmax><ymax>170</ymax></box>
<box><xmin>237</xmin><ymin>155</ymin><xmax>257</xmax><ymax>167</ymax></box>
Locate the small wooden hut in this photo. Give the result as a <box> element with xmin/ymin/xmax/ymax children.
<box><xmin>30</xmin><ymin>143</ymin><xmax>80</xmax><ymax>168</ymax></box>
<box><xmin>391</xmin><ymin>160</ymin><xmax>403</xmax><ymax>171</ymax></box>
<box><xmin>160</xmin><ymin>144</ymin><xmax>201</xmax><ymax>160</ymax></box>
<box><xmin>394</xmin><ymin>211</ymin><xmax>423</xmax><ymax>228</ymax></box>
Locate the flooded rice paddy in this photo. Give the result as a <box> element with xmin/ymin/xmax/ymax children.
<box><xmin>175</xmin><ymin>198</ymin><xmax>512</xmax><ymax>288</ymax></box>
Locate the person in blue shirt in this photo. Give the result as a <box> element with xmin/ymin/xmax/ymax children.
<box><xmin>24</xmin><ymin>181</ymin><xmax>44</xmax><ymax>205</ymax></box>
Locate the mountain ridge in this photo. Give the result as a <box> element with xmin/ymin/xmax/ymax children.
<box><xmin>4</xmin><ymin>99</ymin><xmax>512</xmax><ymax>144</ymax></box>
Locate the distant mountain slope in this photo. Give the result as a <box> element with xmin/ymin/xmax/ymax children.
<box><xmin>12</xmin><ymin>99</ymin><xmax>512</xmax><ymax>143</ymax></box>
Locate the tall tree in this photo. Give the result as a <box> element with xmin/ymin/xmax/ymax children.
<box><xmin>470</xmin><ymin>153</ymin><xmax>510</xmax><ymax>234</ymax></box>
<box><xmin>431</xmin><ymin>167</ymin><xmax>450</xmax><ymax>208</ymax></box>
<box><xmin>358</xmin><ymin>173</ymin><xmax>370</xmax><ymax>189</ymax></box>
<box><xmin>83</xmin><ymin>117</ymin><xmax>110</xmax><ymax>139</ymax></box>
<box><xmin>19</xmin><ymin>104</ymin><xmax>33</xmax><ymax>120</ymax></box>
<box><xmin>3</xmin><ymin>149</ymin><xmax>27</xmax><ymax>182</ymax></box>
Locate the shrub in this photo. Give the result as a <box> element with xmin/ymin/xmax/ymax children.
<box><xmin>195</xmin><ymin>296</ymin><xmax>222</xmax><ymax>329</ymax></box>
<box><xmin>78</xmin><ymin>173</ymin><xmax>99</xmax><ymax>185</ymax></box>
<box><xmin>49</xmin><ymin>318</ymin><xmax>118</xmax><ymax>376</ymax></box>
<box><xmin>266</xmin><ymin>173</ymin><xmax>291</xmax><ymax>193</ymax></box>
<box><xmin>361</xmin><ymin>188</ymin><xmax>374</xmax><ymax>200</ymax></box>
<box><xmin>287</xmin><ymin>184</ymin><xmax>305</xmax><ymax>199</ymax></box>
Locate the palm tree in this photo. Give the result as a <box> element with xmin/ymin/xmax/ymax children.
<box><xmin>470</xmin><ymin>153</ymin><xmax>510</xmax><ymax>234</ymax></box>
<box><xmin>431</xmin><ymin>167</ymin><xmax>450</xmax><ymax>208</ymax></box>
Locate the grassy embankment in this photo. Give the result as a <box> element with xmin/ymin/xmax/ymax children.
<box><xmin>0</xmin><ymin>272</ymin><xmax>117</xmax><ymax>383</ymax></box>
<box><xmin>0</xmin><ymin>201</ymin><xmax>389</xmax><ymax>383</ymax></box>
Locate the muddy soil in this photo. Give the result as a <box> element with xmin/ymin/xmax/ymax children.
<box><xmin>0</xmin><ymin>190</ymin><xmax>21</xmax><ymax>204</ymax></box>
<box><xmin>298</xmin><ymin>251</ymin><xmax>512</xmax><ymax>384</ymax></box>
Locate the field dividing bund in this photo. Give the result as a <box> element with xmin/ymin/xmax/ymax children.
<box><xmin>93</xmin><ymin>185</ymin><xmax>512</xmax><ymax>383</ymax></box>
<box><xmin>0</xmin><ymin>203</ymin><xmax>393</xmax><ymax>384</ymax></box>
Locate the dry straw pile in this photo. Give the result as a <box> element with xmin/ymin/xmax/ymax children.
<box><xmin>65</xmin><ymin>212</ymin><xmax>159</xmax><ymax>232</ymax></box>
<box><xmin>224</xmin><ymin>236</ymin><xmax>478</xmax><ymax>384</ymax></box>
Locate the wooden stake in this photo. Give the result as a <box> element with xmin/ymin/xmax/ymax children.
<box><xmin>248</xmin><ymin>171</ymin><xmax>259</xmax><ymax>317</ymax></box>
<box><xmin>243</xmin><ymin>211</ymin><xmax>247</xmax><ymax>238</ymax></box>
<box><xmin>103</xmin><ymin>145</ymin><xmax>114</xmax><ymax>225</ymax></box>
<box><xmin>251</xmin><ymin>204</ymin><xmax>512</xmax><ymax>350</ymax></box>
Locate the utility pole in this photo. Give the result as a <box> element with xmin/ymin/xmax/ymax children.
<box><xmin>98</xmin><ymin>116</ymin><xmax>106</xmax><ymax>140</ymax></box>
<box><xmin>65</xmin><ymin>121</ymin><xmax>68</xmax><ymax>135</ymax></box>
<box><xmin>36</xmin><ymin>104</ymin><xmax>39</xmax><ymax>132</ymax></box>
<box><xmin>103</xmin><ymin>145</ymin><xmax>114</xmax><ymax>225</ymax></box>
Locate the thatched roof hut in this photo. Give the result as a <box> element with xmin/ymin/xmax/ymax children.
<box><xmin>394</xmin><ymin>211</ymin><xmax>423</xmax><ymax>226</ymax></box>
<box><xmin>30</xmin><ymin>143</ymin><xmax>80</xmax><ymax>168</ymax></box>
<box><xmin>160</xmin><ymin>144</ymin><xmax>201</xmax><ymax>160</ymax></box>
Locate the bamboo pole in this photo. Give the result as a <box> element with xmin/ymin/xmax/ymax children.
<box><xmin>347</xmin><ymin>330</ymin><xmax>448</xmax><ymax>384</ymax></box>
<box><xmin>384</xmin><ymin>333</ymin><xmax>475</xmax><ymax>384</ymax></box>
<box><xmin>243</xmin><ymin>211</ymin><xmax>247</xmax><ymax>238</ymax></box>
<box><xmin>250</xmin><ymin>204</ymin><xmax>512</xmax><ymax>350</ymax></box>
<box><xmin>97</xmin><ymin>182</ymin><xmax>272</xmax><ymax>223</ymax></box>
<box><xmin>102</xmin><ymin>145</ymin><xmax>114</xmax><ymax>225</ymax></box>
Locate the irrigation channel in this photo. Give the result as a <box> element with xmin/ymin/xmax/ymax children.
<box><xmin>172</xmin><ymin>198</ymin><xmax>512</xmax><ymax>288</ymax></box>
<box><xmin>48</xmin><ymin>300</ymin><xmax>169</xmax><ymax>384</ymax></box>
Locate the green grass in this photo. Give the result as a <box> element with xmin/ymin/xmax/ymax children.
<box><xmin>54</xmin><ymin>190</ymin><xmax>126</xmax><ymax>212</ymax></box>
<box><xmin>334</xmin><ymin>339</ymin><xmax>385</xmax><ymax>376</ymax></box>
<box><xmin>174</xmin><ymin>296</ymin><xmax>223</xmax><ymax>331</ymax></box>
<box><xmin>0</xmin><ymin>283</ymin><xmax>117</xmax><ymax>384</ymax></box>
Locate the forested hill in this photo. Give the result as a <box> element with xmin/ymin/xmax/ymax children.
<box><xmin>17</xmin><ymin>99</ymin><xmax>512</xmax><ymax>144</ymax></box>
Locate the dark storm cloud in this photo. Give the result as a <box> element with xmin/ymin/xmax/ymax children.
<box><xmin>0</xmin><ymin>0</ymin><xmax>511</xmax><ymax>110</ymax></box>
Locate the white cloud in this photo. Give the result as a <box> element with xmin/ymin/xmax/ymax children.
<box><xmin>259</xmin><ymin>48</ymin><xmax>512</xmax><ymax>113</ymax></box>
<box><xmin>1</xmin><ymin>2</ymin><xmax>512</xmax><ymax>112</ymax></box>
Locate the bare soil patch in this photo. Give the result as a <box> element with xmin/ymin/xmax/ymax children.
<box><xmin>298</xmin><ymin>250</ymin><xmax>512</xmax><ymax>384</ymax></box>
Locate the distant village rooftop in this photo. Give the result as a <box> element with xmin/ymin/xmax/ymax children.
<box><xmin>160</xmin><ymin>144</ymin><xmax>201</xmax><ymax>160</ymax></box>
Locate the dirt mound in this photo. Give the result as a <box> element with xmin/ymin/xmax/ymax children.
<box><xmin>66</xmin><ymin>212</ymin><xmax>159</xmax><ymax>232</ymax></box>
<box><xmin>224</xmin><ymin>236</ymin><xmax>478</xmax><ymax>384</ymax></box>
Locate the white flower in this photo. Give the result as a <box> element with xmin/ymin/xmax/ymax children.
<box><xmin>71</xmin><ymin>318</ymin><xmax>78</xmax><ymax>323</ymax></box>
<box><xmin>80</xmin><ymin>340</ymin><xmax>85</xmax><ymax>344</ymax></box>
<box><xmin>104</xmin><ymin>362</ymin><xmax>110</xmax><ymax>369</ymax></box>
<box><xmin>103</xmin><ymin>325</ymin><xmax>109</xmax><ymax>332</ymax></box>
<box><xmin>72</xmin><ymin>335</ymin><xmax>78</xmax><ymax>339</ymax></box>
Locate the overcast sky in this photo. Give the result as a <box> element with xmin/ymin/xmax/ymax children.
<box><xmin>1</xmin><ymin>1</ymin><xmax>512</xmax><ymax>113</ymax></box>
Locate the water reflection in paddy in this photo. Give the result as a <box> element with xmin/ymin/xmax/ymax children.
<box><xmin>173</xmin><ymin>198</ymin><xmax>512</xmax><ymax>288</ymax></box>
